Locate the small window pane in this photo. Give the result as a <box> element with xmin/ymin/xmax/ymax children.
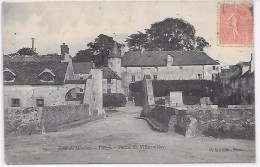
<box><xmin>11</xmin><ymin>99</ymin><xmax>20</xmax><ymax>107</ymax></box>
<box><xmin>107</xmin><ymin>88</ymin><xmax>111</xmax><ymax>94</ymax></box>
<box><xmin>36</xmin><ymin>99</ymin><xmax>44</xmax><ymax>107</ymax></box>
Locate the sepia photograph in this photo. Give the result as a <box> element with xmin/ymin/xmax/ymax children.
<box><xmin>1</xmin><ymin>0</ymin><xmax>256</xmax><ymax>165</ymax></box>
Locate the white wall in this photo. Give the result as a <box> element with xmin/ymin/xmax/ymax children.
<box><xmin>121</xmin><ymin>64</ymin><xmax>220</xmax><ymax>96</ymax></box>
<box><xmin>4</xmin><ymin>84</ymin><xmax>85</xmax><ymax>108</ymax></box>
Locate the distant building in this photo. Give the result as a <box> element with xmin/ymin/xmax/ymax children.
<box><xmin>71</xmin><ymin>61</ymin><xmax>122</xmax><ymax>94</ymax></box>
<box><xmin>120</xmin><ymin>50</ymin><xmax>220</xmax><ymax>95</ymax></box>
<box><xmin>219</xmin><ymin>65</ymin><xmax>240</xmax><ymax>85</ymax></box>
<box><xmin>229</xmin><ymin>59</ymin><xmax>254</xmax><ymax>105</ymax></box>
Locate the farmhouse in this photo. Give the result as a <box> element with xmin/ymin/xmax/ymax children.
<box><xmin>3</xmin><ymin>61</ymin><xmax>88</xmax><ymax>107</ymax></box>
<box><xmin>118</xmin><ymin>50</ymin><xmax>221</xmax><ymax>96</ymax></box>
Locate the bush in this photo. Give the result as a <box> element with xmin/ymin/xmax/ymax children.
<box><xmin>129</xmin><ymin>80</ymin><xmax>223</xmax><ymax>98</ymax></box>
<box><xmin>183</xmin><ymin>96</ymin><xmax>200</xmax><ymax>105</ymax></box>
<box><xmin>103</xmin><ymin>93</ymin><xmax>127</xmax><ymax>107</ymax></box>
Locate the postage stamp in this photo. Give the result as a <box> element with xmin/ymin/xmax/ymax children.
<box><xmin>218</xmin><ymin>3</ymin><xmax>254</xmax><ymax>46</ymax></box>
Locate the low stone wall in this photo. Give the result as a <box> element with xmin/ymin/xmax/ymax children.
<box><xmin>151</xmin><ymin>105</ymin><xmax>255</xmax><ymax>139</ymax></box>
<box><xmin>4</xmin><ymin>107</ymin><xmax>43</xmax><ymax>135</ymax></box>
<box><xmin>41</xmin><ymin>105</ymin><xmax>90</xmax><ymax>129</ymax></box>
<box><xmin>4</xmin><ymin>104</ymin><xmax>96</xmax><ymax>135</ymax></box>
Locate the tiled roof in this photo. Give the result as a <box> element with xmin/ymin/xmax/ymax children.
<box><xmin>4</xmin><ymin>61</ymin><xmax>68</xmax><ymax>85</ymax></box>
<box><xmin>229</xmin><ymin>65</ymin><xmax>243</xmax><ymax>80</ymax></box>
<box><xmin>121</xmin><ymin>51</ymin><xmax>219</xmax><ymax>67</ymax></box>
<box><xmin>102</xmin><ymin>67</ymin><xmax>121</xmax><ymax>80</ymax></box>
<box><xmin>72</xmin><ymin>62</ymin><xmax>93</xmax><ymax>74</ymax></box>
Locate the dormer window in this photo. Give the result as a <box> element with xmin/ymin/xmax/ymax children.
<box><xmin>38</xmin><ymin>68</ymin><xmax>55</xmax><ymax>82</ymax></box>
<box><xmin>4</xmin><ymin>68</ymin><xmax>16</xmax><ymax>82</ymax></box>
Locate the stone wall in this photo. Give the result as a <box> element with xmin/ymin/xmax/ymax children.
<box><xmin>4</xmin><ymin>107</ymin><xmax>43</xmax><ymax>135</ymax></box>
<box><xmin>4</xmin><ymin>104</ymin><xmax>94</xmax><ymax>135</ymax></box>
<box><xmin>151</xmin><ymin>105</ymin><xmax>255</xmax><ymax>139</ymax></box>
<box><xmin>41</xmin><ymin>105</ymin><xmax>90</xmax><ymax>129</ymax></box>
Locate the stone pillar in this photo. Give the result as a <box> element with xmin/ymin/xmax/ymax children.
<box><xmin>169</xmin><ymin>91</ymin><xmax>183</xmax><ymax>107</ymax></box>
<box><xmin>92</xmin><ymin>69</ymin><xmax>105</xmax><ymax>116</ymax></box>
<box><xmin>141</xmin><ymin>78</ymin><xmax>155</xmax><ymax>117</ymax></box>
<box><xmin>83</xmin><ymin>76</ymin><xmax>93</xmax><ymax>115</ymax></box>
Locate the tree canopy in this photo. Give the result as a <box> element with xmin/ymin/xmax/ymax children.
<box><xmin>73</xmin><ymin>49</ymin><xmax>92</xmax><ymax>62</ymax></box>
<box><xmin>17</xmin><ymin>47</ymin><xmax>38</xmax><ymax>56</ymax></box>
<box><xmin>126</xmin><ymin>18</ymin><xmax>209</xmax><ymax>51</ymax></box>
<box><xmin>74</xmin><ymin>34</ymin><xmax>122</xmax><ymax>67</ymax></box>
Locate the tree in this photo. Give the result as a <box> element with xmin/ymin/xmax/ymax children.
<box><xmin>146</xmin><ymin>18</ymin><xmax>196</xmax><ymax>51</ymax></box>
<box><xmin>73</xmin><ymin>49</ymin><xmax>92</xmax><ymax>62</ymax></box>
<box><xmin>126</xmin><ymin>18</ymin><xmax>210</xmax><ymax>52</ymax></box>
<box><xmin>125</xmin><ymin>31</ymin><xmax>149</xmax><ymax>51</ymax></box>
<box><xmin>17</xmin><ymin>47</ymin><xmax>38</xmax><ymax>56</ymax></box>
<box><xmin>195</xmin><ymin>36</ymin><xmax>210</xmax><ymax>51</ymax></box>
<box><xmin>86</xmin><ymin>34</ymin><xmax>122</xmax><ymax>67</ymax></box>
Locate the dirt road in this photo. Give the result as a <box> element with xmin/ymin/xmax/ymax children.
<box><xmin>5</xmin><ymin>106</ymin><xmax>255</xmax><ymax>164</ymax></box>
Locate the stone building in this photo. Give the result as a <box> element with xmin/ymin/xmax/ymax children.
<box><xmin>3</xmin><ymin>43</ymin><xmax>104</xmax><ymax>114</ymax></box>
<box><xmin>120</xmin><ymin>50</ymin><xmax>220</xmax><ymax>96</ymax></box>
<box><xmin>3</xmin><ymin>61</ymin><xmax>86</xmax><ymax>107</ymax></box>
<box><xmin>71</xmin><ymin>61</ymin><xmax>122</xmax><ymax>94</ymax></box>
<box><xmin>229</xmin><ymin>60</ymin><xmax>254</xmax><ymax>105</ymax></box>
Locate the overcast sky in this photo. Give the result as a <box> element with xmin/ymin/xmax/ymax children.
<box><xmin>2</xmin><ymin>0</ymin><xmax>254</xmax><ymax>65</ymax></box>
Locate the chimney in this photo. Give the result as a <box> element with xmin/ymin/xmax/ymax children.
<box><xmin>31</xmin><ymin>38</ymin><xmax>35</xmax><ymax>55</ymax></box>
<box><xmin>60</xmin><ymin>43</ymin><xmax>69</xmax><ymax>59</ymax></box>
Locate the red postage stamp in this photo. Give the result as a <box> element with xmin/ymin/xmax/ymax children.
<box><xmin>218</xmin><ymin>3</ymin><xmax>253</xmax><ymax>46</ymax></box>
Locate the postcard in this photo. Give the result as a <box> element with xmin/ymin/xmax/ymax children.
<box><xmin>2</xmin><ymin>0</ymin><xmax>255</xmax><ymax>164</ymax></box>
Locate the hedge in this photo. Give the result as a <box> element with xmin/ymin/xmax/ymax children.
<box><xmin>129</xmin><ymin>80</ymin><xmax>223</xmax><ymax>98</ymax></box>
<box><xmin>103</xmin><ymin>93</ymin><xmax>127</xmax><ymax>107</ymax></box>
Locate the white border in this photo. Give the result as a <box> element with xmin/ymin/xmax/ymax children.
<box><xmin>0</xmin><ymin>1</ymin><xmax>259</xmax><ymax>167</ymax></box>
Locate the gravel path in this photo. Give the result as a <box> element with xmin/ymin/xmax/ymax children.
<box><xmin>5</xmin><ymin>106</ymin><xmax>255</xmax><ymax>164</ymax></box>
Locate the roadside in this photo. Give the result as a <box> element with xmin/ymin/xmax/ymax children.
<box><xmin>5</xmin><ymin>106</ymin><xmax>255</xmax><ymax>164</ymax></box>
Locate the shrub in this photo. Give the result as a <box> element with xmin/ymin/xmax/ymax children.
<box><xmin>129</xmin><ymin>80</ymin><xmax>223</xmax><ymax>98</ymax></box>
<box><xmin>103</xmin><ymin>93</ymin><xmax>127</xmax><ymax>107</ymax></box>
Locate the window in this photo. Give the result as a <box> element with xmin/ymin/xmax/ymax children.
<box><xmin>80</xmin><ymin>88</ymin><xmax>84</xmax><ymax>92</ymax></box>
<box><xmin>11</xmin><ymin>99</ymin><xmax>20</xmax><ymax>107</ymax></box>
<box><xmin>131</xmin><ymin>75</ymin><xmax>135</xmax><ymax>82</ymax></box>
<box><xmin>4</xmin><ymin>71</ymin><xmax>15</xmax><ymax>82</ymax></box>
<box><xmin>40</xmin><ymin>72</ymin><xmax>54</xmax><ymax>82</ymax></box>
<box><xmin>4</xmin><ymin>68</ymin><xmax>16</xmax><ymax>82</ymax></box>
<box><xmin>153</xmin><ymin>75</ymin><xmax>158</xmax><ymax>80</ymax></box>
<box><xmin>198</xmin><ymin>74</ymin><xmax>202</xmax><ymax>80</ymax></box>
<box><xmin>36</xmin><ymin>99</ymin><xmax>44</xmax><ymax>107</ymax></box>
<box><xmin>107</xmin><ymin>88</ymin><xmax>111</xmax><ymax>94</ymax></box>
<box><xmin>107</xmin><ymin>79</ymin><xmax>112</xmax><ymax>84</ymax></box>
<box><xmin>212</xmin><ymin>66</ymin><xmax>216</xmax><ymax>70</ymax></box>
<box><xmin>38</xmin><ymin>68</ymin><xmax>55</xmax><ymax>82</ymax></box>
<box><xmin>144</xmin><ymin>75</ymin><xmax>151</xmax><ymax>79</ymax></box>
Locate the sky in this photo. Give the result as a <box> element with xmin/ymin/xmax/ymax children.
<box><xmin>2</xmin><ymin>0</ymin><xmax>254</xmax><ymax>65</ymax></box>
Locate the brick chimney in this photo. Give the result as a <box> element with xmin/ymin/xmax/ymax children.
<box><xmin>60</xmin><ymin>43</ymin><xmax>69</xmax><ymax>59</ymax></box>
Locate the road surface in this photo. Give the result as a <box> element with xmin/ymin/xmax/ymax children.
<box><xmin>5</xmin><ymin>106</ymin><xmax>255</xmax><ymax>164</ymax></box>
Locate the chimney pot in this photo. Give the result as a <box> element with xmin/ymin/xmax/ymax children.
<box><xmin>61</xmin><ymin>43</ymin><xmax>69</xmax><ymax>58</ymax></box>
